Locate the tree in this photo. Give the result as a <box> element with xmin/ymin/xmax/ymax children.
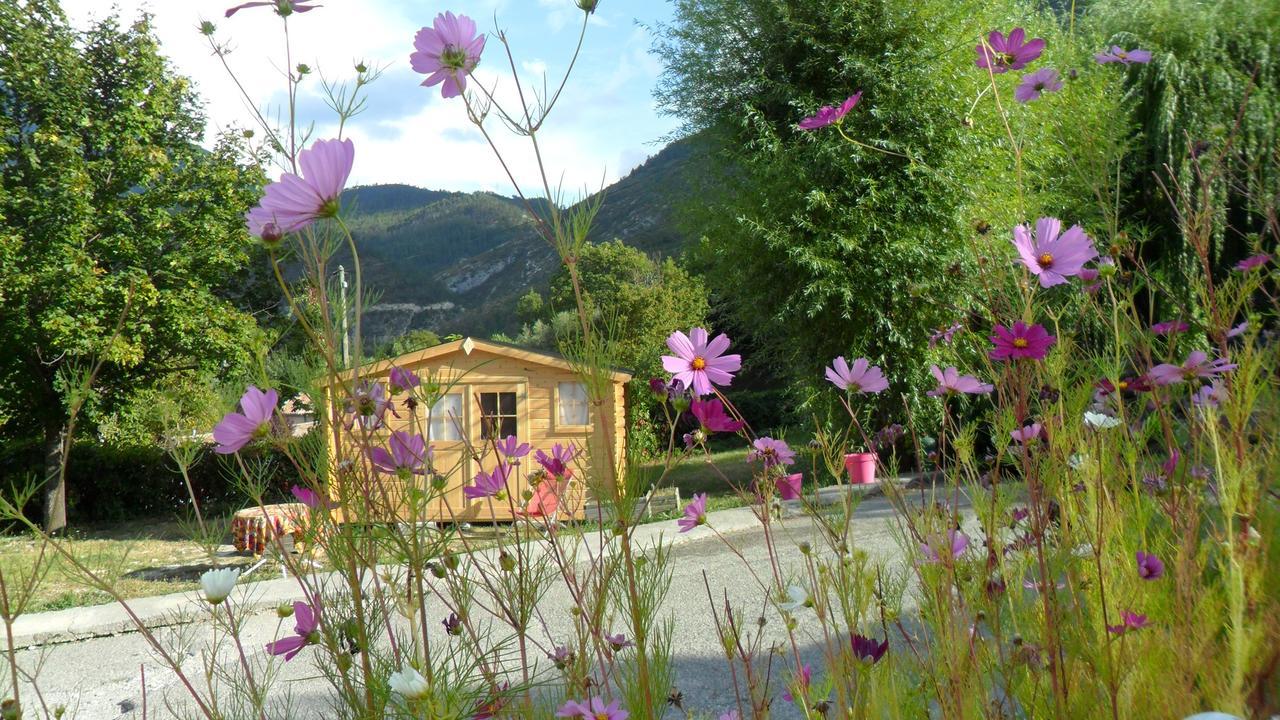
<box><xmin>0</xmin><ymin>2</ymin><xmax>266</xmax><ymax>531</ymax></box>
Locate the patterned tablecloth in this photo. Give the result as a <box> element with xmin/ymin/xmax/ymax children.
<box><xmin>231</xmin><ymin>503</ymin><xmax>307</xmax><ymax>555</ymax></box>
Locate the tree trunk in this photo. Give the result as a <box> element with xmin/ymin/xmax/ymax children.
<box><xmin>42</xmin><ymin>423</ymin><xmax>68</xmax><ymax>534</ymax></box>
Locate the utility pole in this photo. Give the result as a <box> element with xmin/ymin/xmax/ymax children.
<box><xmin>338</xmin><ymin>264</ymin><xmax>350</xmax><ymax>368</ymax></box>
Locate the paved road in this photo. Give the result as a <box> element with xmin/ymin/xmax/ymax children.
<box><xmin>10</xmin><ymin>496</ymin><xmax>928</xmax><ymax>719</ymax></box>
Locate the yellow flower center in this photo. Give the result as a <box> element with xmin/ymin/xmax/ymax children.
<box><xmin>596</xmin><ymin>714</ymin><xmax>610</xmax><ymax>720</ymax></box>
<box><xmin>1038</xmin><ymin>253</ymin><xmax>1054</xmax><ymax>268</ymax></box>
<box><xmin>691</xmin><ymin>356</ymin><xmax>707</xmax><ymax>371</ymax></box>
<box><xmin>1013</xmin><ymin>338</ymin><xmax>1029</xmax><ymax>349</ymax></box>
<box><xmin>1117</xmin><ymin>380</ymin><xmax>1129</xmax><ymax>391</ymax></box>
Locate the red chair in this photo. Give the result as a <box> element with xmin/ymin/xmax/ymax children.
<box><xmin>514</xmin><ymin>478</ymin><xmax>568</xmax><ymax>526</ymax></box>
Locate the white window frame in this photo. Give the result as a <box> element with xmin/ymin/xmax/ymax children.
<box><xmin>554</xmin><ymin>381</ymin><xmax>590</xmax><ymax>429</ymax></box>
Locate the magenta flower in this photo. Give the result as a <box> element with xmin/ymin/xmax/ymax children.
<box><xmin>1014</xmin><ymin>68</ymin><xmax>1063</xmax><ymax>103</ymax></box>
<box><xmin>989</xmin><ymin>322</ymin><xmax>1056</xmax><ymax>361</ymax></box>
<box><xmin>776</xmin><ymin>473</ymin><xmax>803</xmax><ymax>501</ymax></box>
<box><xmin>291</xmin><ymin>484</ymin><xmax>336</xmax><ymax>510</ymax></box>
<box><xmin>1136</xmin><ymin>551</ymin><xmax>1165</xmax><ymax>580</ymax></box>
<box><xmin>246</xmin><ymin>138</ymin><xmax>353</xmax><ymax>240</ymax></box>
<box><xmin>677</xmin><ymin>493</ymin><xmax>708</xmax><ymax>532</ymax></box>
<box><xmin>494</xmin><ymin>435</ymin><xmax>531</xmax><ymax>460</ymax></box>
<box><xmin>1235</xmin><ymin>253</ymin><xmax>1272</xmax><ymax>272</ymax></box>
<box><xmin>921</xmin><ymin>529</ymin><xmax>969</xmax><ymax>564</ymax></box>
<box><xmin>368</xmin><ymin>431</ymin><xmax>430</xmax><ymax>477</ymax></box>
<box><xmin>213</xmin><ymin>386</ymin><xmax>279</xmax><ymax>454</ymax></box>
<box><xmin>225</xmin><ymin>0</ymin><xmax>320</xmax><ymax>18</ymax></box>
<box><xmin>548</xmin><ymin>645</ymin><xmax>574</xmax><ymax>669</ymax></box>
<box><xmin>1107</xmin><ymin>610</ymin><xmax>1149</xmax><ymax>635</ymax></box>
<box><xmin>410</xmin><ymin>12</ymin><xmax>486</xmax><ymax>99</ymax></box>
<box><xmin>604</xmin><ymin>632</ymin><xmax>632</xmax><ymax>651</ymax></box>
<box><xmin>798</xmin><ymin>91</ymin><xmax>862</xmax><ymax>130</ymax></box>
<box><xmin>344</xmin><ymin>380</ymin><xmax>395</xmax><ymax>430</ymax></box>
<box><xmin>1012</xmin><ymin>217</ymin><xmax>1098</xmax><ymax>287</ymax></box>
<box><xmin>388</xmin><ymin>366</ymin><xmax>420</xmax><ymax>394</ymax></box>
<box><xmin>556</xmin><ymin>698</ymin><xmax>628</xmax><ymax>720</ymax></box>
<box><xmin>976</xmin><ymin>28</ymin><xmax>1045</xmax><ymax>74</ymax></box>
<box><xmin>781</xmin><ymin>664</ymin><xmax>811</xmax><ymax>702</ymax></box>
<box><xmin>662</xmin><ymin>327</ymin><xmax>742</xmax><ymax>396</ymax></box>
<box><xmin>1151</xmin><ymin>320</ymin><xmax>1189</xmax><ymax>336</ymax></box>
<box><xmin>442</xmin><ymin>612</ymin><xmax>462</xmax><ymax>635</ymax></box>
<box><xmin>1010</xmin><ymin>422</ymin><xmax>1043</xmax><ymax>445</ymax></box>
<box><xmin>926</xmin><ymin>365</ymin><xmax>993</xmax><ymax>397</ymax></box>
<box><xmin>749</xmin><ymin>437</ymin><xmax>796</xmax><ymax>468</ymax></box>
<box><xmin>850</xmin><ymin>633</ymin><xmax>889</xmax><ymax>664</ymax></box>
<box><xmin>1192</xmin><ymin>380</ymin><xmax>1228</xmax><ymax>408</ymax></box>
<box><xmin>535</xmin><ymin>443</ymin><xmax>578</xmax><ymax>477</ymax></box>
<box><xmin>464</xmin><ymin>463</ymin><xmax>512</xmax><ymax>500</ymax></box>
<box><xmin>690</xmin><ymin>398</ymin><xmax>745</xmax><ymax>434</ymax></box>
<box><xmin>1094</xmin><ymin>46</ymin><xmax>1152</xmax><ymax>65</ymax></box>
<box><xmin>1147</xmin><ymin>350</ymin><xmax>1237</xmax><ymax>386</ymax></box>
<box><xmin>929</xmin><ymin>322</ymin><xmax>963</xmax><ymax>348</ymax></box>
<box><xmin>472</xmin><ymin>683</ymin><xmax>509</xmax><ymax>720</ymax></box>
<box><xmin>265</xmin><ymin>601</ymin><xmax>319</xmax><ymax>660</ymax></box>
<box><xmin>825</xmin><ymin>356</ymin><xmax>889</xmax><ymax>393</ymax></box>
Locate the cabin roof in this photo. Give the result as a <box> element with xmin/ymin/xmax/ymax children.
<box><xmin>350</xmin><ymin>337</ymin><xmax>633</xmax><ymax>383</ymax></box>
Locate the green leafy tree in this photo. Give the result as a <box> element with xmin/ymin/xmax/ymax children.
<box><xmin>0</xmin><ymin>3</ymin><xmax>266</xmax><ymax>531</ymax></box>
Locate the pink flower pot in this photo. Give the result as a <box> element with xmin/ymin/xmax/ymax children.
<box><xmin>844</xmin><ymin>452</ymin><xmax>878</xmax><ymax>484</ymax></box>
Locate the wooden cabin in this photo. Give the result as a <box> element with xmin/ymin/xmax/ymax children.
<box><xmin>324</xmin><ymin>337</ymin><xmax>631</xmax><ymax>523</ymax></box>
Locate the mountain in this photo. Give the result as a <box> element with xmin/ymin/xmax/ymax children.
<box><xmin>338</xmin><ymin>137</ymin><xmax>701</xmax><ymax>347</ymax></box>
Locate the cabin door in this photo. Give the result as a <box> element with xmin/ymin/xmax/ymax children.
<box><xmin>469</xmin><ymin>381</ymin><xmax>529</xmax><ymax>521</ymax></box>
<box><xmin>424</xmin><ymin>388</ymin><xmax>469</xmax><ymax>523</ymax></box>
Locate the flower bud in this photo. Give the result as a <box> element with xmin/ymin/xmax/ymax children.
<box><xmin>428</xmin><ymin>562</ymin><xmax>446</xmax><ymax>579</ymax></box>
<box><xmin>355</xmin><ymin>61</ymin><xmax>368</xmax><ymax>74</ymax></box>
<box><xmin>1</xmin><ymin>699</ymin><xmax>20</xmax><ymax>720</ymax></box>
<box><xmin>199</xmin><ymin>20</ymin><xmax>216</xmax><ymax>36</ymax></box>
<box><xmin>295</xmin><ymin>63</ymin><xmax>311</xmax><ymax>76</ymax></box>
<box><xmin>443</xmin><ymin>554</ymin><xmax>459</xmax><ymax>570</ymax></box>
<box><xmin>336</xmin><ymin>654</ymin><xmax>353</xmax><ymax>673</ymax></box>
<box><xmin>499</xmin><ymin>552</ymin><xmax>516</xmax><ymax>572</ymax></box>
<box><xmin>799</xmin><ymin>541</ymin><xmax>812</xmax><ymax>555</ymax></box>
<box><xmin>649</xmin><ymin>377</ymin><xmax>668</xmax><ymax>401</ymax></box>
<box><xmin>277</xmin><ymin>602</ymin><xmax>295</xmax><ymax>618</ymax></box>
<box><xmin>577</xmin><ymin>0</ymin><xmax>599</xmax><ymax>12</ymax></box>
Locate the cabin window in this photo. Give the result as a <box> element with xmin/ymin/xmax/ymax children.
<box><xmin>479</xmin><ymin>391</ymin><xmax>518</xmax><ymax>439</ymax></box>
<box><xmin>429</xmin><ymin>394</ymin><xmax>463</xmax><ymax>441</ymax></box>
<box><xmin>557</xmin><ymin>382</ymin><xmax>589</xmax><ymax>426</ymax></box>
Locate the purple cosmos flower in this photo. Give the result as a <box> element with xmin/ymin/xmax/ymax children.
<box><xmin>265</xmin><ymin>601</ymin><xmax>319</xmax><ymax>660</ymax></box>
<box><xmin>1192</xmin><ymin>380</ymin><xmax>1228</xmax><ymax>408</ymax></box>
<box><xmin>1015</xmin><ymin>68</ymin><xmax>1063</xmax><ymax>103</ymax></box>
<box><xmin>749</xmin><ymin>437</ymin><xmax>796</xmax><ymax>468</ymax></box>
<box><xmin>246</xmin><ymin>138</ymin><xmax>353</xmax><ymax>239</ymax></box>
<box><xmin>604</xmin><ymin>633</ymin><xmax>632</xmax><ymax>651</ymax></box>
<box><xmin>291</xmin><ymin>484</ymin><xmax>336</xmax><ymax>510</ymax></box>
<box><xmin>1136</xmin><ymin>551</ymin><xmax>1164</xmax><ymax>580</ymax></box>
<box><xmin>690</xmin><ymin>398</ymin><xmax>745</xmax><ymax>434</ymax></box>
<box><xmin>825</xmin><ymin>356</ymin><xmax>889</xmax><ymax>393</ymax></box>
<box><xmin>662</xmin><ymin>327</ymin><xmax>742</xmax><ymax>397</ymax></box>
<box><xmin>1078</xmin><ymin>266</ymin><xmax>1103</xmax><ymax>293</ymax></box>
<box><xmin>368</xmin><ymin>431</ymin><xmax>430</xmax><ymax>477</ymax></box>
<box><xmin>556</xmin><ymin>698</ymin><xmax>628</xmax><ymax>720</ymax></box>
<box><xmin>442</xmin><ymin>612</ymin><xmax>462</xmax><ymax>635</ymax></box>
<box><xmin>1147</xmin><ymin>350</ymin><xmax>1237</xmax><ymax>385</ymax></box>
<box><xmin>548</xmin><ymin>645</ymin><xmax>575</xmax><ymax>669</ymax></box>
<box><xmin>921</xmin><ymin>529</ymin><xmax>969</xmax><ymax>564</ymax></box>
<box><xmin>1011</xmin><ymin>507</ymin><xmax>1030</xmax><ymax>525</ymax></box>
<box><xmin>1151</xmin><ymin>320</ymin><xmax>1189</xmax><ymax>336</ymax></box>
<box><xmin>976</xmin><ymin>28</ymin><xmax>1045</xmax><ymax>74</ymax></box>
<box><xmin>464</xmin><ymin>463</ymin><xmax>512</xmax><ymax>500</ymax></box>
<box><xmin>875</xmin><ymin>423</ymin><xmax>904</xmax><ymax>450</ymax></box>
<box><xmin>926</xmin><ymin>365</ymin><xmax>994</xmax><ymax>397</ymax></box>
<box><xmin>494</xmin><ymin>435</ymin><xmax>531</xmax><ymax>460</ymax></box>
<box><xmin>781</xmin><ymin>664</ymin><xmax>811</xmax><ymax>702</ymax></box>
<box><xmin>776</xmin><ymin>473</ymin><xmax>803</xmax><ymax>501</ymax></box>
<box><xmin>1235</xmin><ymin>253</ymin><xmax>1272</xmax><ymax>272</ymax></box>
<box><xmin>677</xmin><ymin>493</ymin><xmax>708</xmax><ymax>532</ymax></box>
<box><xmin>410</xmin><ymin>12</ymin><xmax>486</xmax><ymax>99</ymax></box>
<box><xmin>798</xmin><ymin>91</ymin><xmax>862</xmax><ymax>130</ymax></box>
<box><xmin>1094</xmin><ymin>46</ymin><xmax>1153</xmax><ymax>65</ymax></box>
<box><xmin>851</xmin><ymin>633</ymin><xmax>889</xmax><ymax>664</ymax></box>
<box><xmin>344</xmin><ymin>380</ymin><xmax>396</xmax><ymax>430</ymax></box>
<box><xmin>225</xmin><ymin>0</ymin><xmax>320</xmax><ymax>18</ymax></box>
<box><xmin>1012</xmin><ymin>217</ymin><xmax>1098</xmax><ymax>287</ymax></box>
<box><xmin>535</xmin><ymin>443</ymin><xmax>578</xmax><ymax>477</ymax></box>
<box><xmin>388</xmin><ymin>366</ymin><xmax>420</xmax><ymax>395</ymax></box>
<box><xmin>213</xmin><ymin>386</ymin><xmax>279</xmax><ymax>454</ymax></box>
<box><xmin>648</xmin><ymin>377</ymin><xmax>668</xmax><ymax>399</ymax></box>
<box><xmin>989</xmin><ymin>322</ymin><xmax>1056</xmax><ymax>361</ymax></box>
<box><xmin>1107</xmin><ymin>610</ymin><xmax>1149</xmax><ymax>635</ymax></box>
<box><xmin>1010</xmin><ymin>423</ymin><xmax>1043</xmax><ymax>445</ymax></box>
<box><xmin>1226</xmin><ymin>321</ymin><xmax>1249</xmax><ymax>339</ymax></box>
<box><xmin>929</xmin><ymin>322</ymin><xmax>963</xmax><ymax>348</ymax></box>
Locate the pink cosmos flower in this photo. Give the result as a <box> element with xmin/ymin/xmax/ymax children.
<box><xmin>246</xmin><ymin>138</ymin><xmax>353</xmax><ymax>240</ymax></box>
<box><xmin>781</xmin><ymin>664</ymin><xmax>811</xmax><ymax>702</ymax></box>
<box><xmin>344</xmin><ymin>380</ymin><xmax>396</xmax><ymax>430</ymax></box>
<box><xmin>749</xmin><ymin>437</ymin><xmax>796</xmax><ymax>468</ymax></box>
<box><xmin>677</xmin><ymin>493</ymin><xmax>708</xmax><ymax>532</ymax></box>
<box><xmin>690</xmin><ymin>398</ymin><xmax>745</xmax><ymax>434</ymax></box>
<box><xmin>976</xmin><ymin>28</ymin><xmax>1045</xmax><ymax>74</ymax></box>
<box><xmin>1014</xmin><ymin>68</ymin><xmax>1063</xmax><ymax>103</ymax></box>
<box><xmin>850</xmin><ymin>633</ymin><xmax>889</xmax><ymax>664</ymax></box>
<box><xmin>929</xmin><ymin>322</ymin><xmax>963</xmax><ymax>348</ymax></box>
<box><xmin>921</xmin><ymin>529</ymin><xmax>969</xmax><ymax>564</ymax></box>
<box><xmin>798</xmin><ymin>92</ymin><xmax>862</xmax><ymax>130</ymax></box>
<box><xmin>1094</xmin><ymin>46</ymin><xmax>1152</xmax><ymax>65</ymax></box>
<box><xmin>1226</xmin><ymin>321</ymin><xmax>1249</xmax><ymax>339</ymax></box>
<box><xmin>1147</xmin><ymin>350</ymin><xmax>1237</xmax><ymax>385</ymax></box>
<box><xmin>388</xmin><ymin>366</ymin><xmax>420</xmax><ymax>394</ymax></box>
<box><xmin>1010</xmin><ymin>423</ymin><xmax>1043</xmax><ymax>444</ymax></box>
<box><xmin>1151</xmin><ymin>320</ymin><xmax>1189</xmax><ymax>336</ymax></box>
<box><xmin>776</xmin><ymin>473</ymin><xmax>803</xmax><ymax>501</ymax></box>
<box><xmin>1235</xmin><ymin>253</ymin><xmax>1271</xmax><ymax>272</ymax></box>
<box><xmin>926</xmin><ymin>365</ymin><xmax>993</xmax><ymax>397</ymax></box>
<box><xmin>213</xmin><ymin>386</ymin><xmax>279</xmax><ymax>454</ymax></box>
<box><xmin>265</xmin><ymin>601</ymin><xmax>319</xmax><ymax>660</ymax></box>
<box><xmin>556</xmin><ymin>698</ymin><xmax>628</xmax><ymax>720</ymax></box>
<box><xmin>662</xmin><ymin>327</ymin><xmax>742</xmax><ymax>397</ymax></box>
<box><xmin>1107</xmin><ymin>610</ymin><xmax>1149</xmax><ymax>635</ymax></box>
<box><xmin>1192</xmin><ymin>380</ymin><xmax>1228</xmax><ymax>408</ymax></box>
<box><xmin>825</xmin><ymin>356</ymin><xmax>889</xmax><ymax>393</ymax></box>
<box><xmin>472</xmin><ymin>682</ymin><xmax>509</xmax><ymax>720</ymax></box>
<box><xmin>604</xmin><ymin>633</ymin><xmax>632</xmax><ymax>651</ymax></box>
<box><xmin>464</xmin><ymin>463</ymin><xmax>512</xmax><ymax>500</ymax></box>
<box><xmin>410</xmin><ymin>12</ymin><xmax>486</xmax><ymax>99</ymax></box>
<box><xmin>291</xmin><ymin>484</ymin><xmax>337</xmax><ymax>510</ymax></box>
<box><xmin>225</xmin><ymin>0</ymin><xmax>320</xmax><ymax>18</ymax></box>
<box><xmin>368</xmin><ymin>431</ymin><xmax>429</xmax><ymax>477</ymax></box>
<box><xmin>535</xmin><ymin>443</ymin><xmax>578</xmax><ymax>477</ymax></box>
<box><xmin>494</xmin><ymin>435</ymin><xmax>531</xmax><ymax>460</ymax></box>
<box><xmin>989</xmin><ymin>321</ymin><xmax>1056</xmax><ymax>361</ymax></box>
<box><xmin>1012</xmin><ymin>217</ymin><xmax>1098</xmax><ymax>287</ymax></box>
<box><xmin>1136</xmin><ymin>551</ymin><xmax>1164</xmax><ymax>580</ymax></box>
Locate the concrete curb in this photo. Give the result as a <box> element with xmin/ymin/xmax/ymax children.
<box><xmin>9</xmin><ymin>504</ymin><xmax>768</xmax><ymax>649</ymax></box>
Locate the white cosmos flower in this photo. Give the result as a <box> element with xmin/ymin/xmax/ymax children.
<box><xmin>388</xmin><ymin>666</ymin><xmax>430</xmax><ymax>700</ymax></box>
<box><xmin>199</xmin><ymin>568</ymin><xmax>240</xmax><ymax>605</ymax></box>
<box><xmin>1083</xmin><ymin>411</ymin><xmax>1122</xmax><ymax>430</ymax></box>
<box><xmin>778</xmin><ymin>585</ymin><xmax>808</xmax><ymax>613</ymax></box>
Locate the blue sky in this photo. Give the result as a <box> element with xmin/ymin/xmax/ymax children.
<box><xmin>61</xmin><ymin>1</ymin><xmax>681</xmax><ymax>194</ymax></box>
